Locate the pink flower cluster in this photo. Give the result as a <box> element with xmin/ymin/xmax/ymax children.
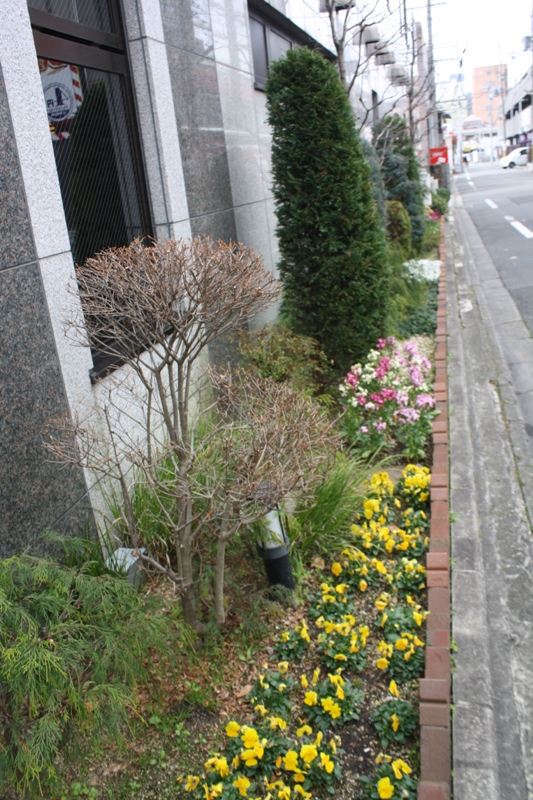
<box><xmin>339</xmin><ymin>337</ymin><xmax>437</xmax><ymax>453</ymax></box>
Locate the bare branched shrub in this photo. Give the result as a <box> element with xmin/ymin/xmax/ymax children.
<box><xmin>48</xmin><ymin>237</ymin><xmax>280</xmax><ymax>631</ymax></box>
<box><xmin>193</xmin><ymin>369</ymin><xmax>340</xmax><ymax>623</ymax></box>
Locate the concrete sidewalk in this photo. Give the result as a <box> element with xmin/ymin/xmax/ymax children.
<box><xmin>447</xmin><ymin>192</ymin><xmax>533</xmax><ymax>799</ymax></box>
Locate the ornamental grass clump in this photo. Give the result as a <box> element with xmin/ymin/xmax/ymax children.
<box><xmin>339</xmin><ymin>337</ymin><xmax>437</xmax><ymax>460</ymax></box>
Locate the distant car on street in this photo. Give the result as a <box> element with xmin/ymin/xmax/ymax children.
<box><xmin>500</xmin><ymin>147</ymin><xmax>528</xmax><ymax>169</ymax></box>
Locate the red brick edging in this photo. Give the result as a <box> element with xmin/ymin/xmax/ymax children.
<box><xmin>418</xmin><ymin>217</ymin><xmax>451</xmax><ymax>800</ymax></box>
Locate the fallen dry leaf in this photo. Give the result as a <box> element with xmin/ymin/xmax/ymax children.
<box><xmin>311</xmin><ymin>556</ymin><xmax>325</xmax><ymax>569</ymax></box>
<box><xmin>235</xmin><ymin>684</ymin><xmax>252</xmax><ymax>698</ymax></box>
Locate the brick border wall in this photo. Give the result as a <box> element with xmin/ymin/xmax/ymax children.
<box><xmin>418</xmin><ymin>217</ymin><xmax>451</xmax><ymax>800</ymax></box>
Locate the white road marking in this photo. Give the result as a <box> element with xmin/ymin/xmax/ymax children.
<box><xmin>505</xmin><ymin>215</ymin><xmax>514</xmax><ymax>221</ymax></box>
<box><xmin>485</xmin><ymin>199</ymin><xmax>498</xmax><ymax>209</ymax></box>
<box><xmin>510</xmin><ymin>220</ymin><xmax>533</xmax><ymax>239</ymax></box>
<box><xmin>459</xmin><ymin>299</ymin><xmax>473</xmax><ymax>313</ymax></box>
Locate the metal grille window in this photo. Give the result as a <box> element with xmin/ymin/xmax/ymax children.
<box><xmin>29</xmin><ymin>0</ymin><xmax>153</xmax><ymax>378</ymax></box>
<box><xmin>29</xmin><ymin>0</ymin><xmax>113</xmax><ymax>33</ymax></box>
<box><xmin>39</xmin><ymin>60</ymin><xmax>144</xmax><ymax>266</ymax></box>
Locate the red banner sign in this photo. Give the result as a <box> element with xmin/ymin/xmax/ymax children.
<box><xmin>430</xmin><ymin>147</ymin><xmax>449</xmax><ymax>165</ymax></box>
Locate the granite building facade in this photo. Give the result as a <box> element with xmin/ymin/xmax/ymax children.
<box><xmin>0</xmin><ymin>0</ymin><xmax>334</xmax><ymax>555</ymax></box>
<box><xmin>0</xmin><ymin>0</ymin><xmax>400</xmax><ymax>555</ymax></box>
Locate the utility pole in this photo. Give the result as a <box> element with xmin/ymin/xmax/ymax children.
<box><xmin>426</xmin><ymin>0</ymin><xmax>439</xmax><ymax>149</ymax></box>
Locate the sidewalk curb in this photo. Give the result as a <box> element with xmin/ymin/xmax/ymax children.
<box><xmin>418</xmin><ymin>217</ymin><xmax>451</xmax><ymax>800</ymax></box>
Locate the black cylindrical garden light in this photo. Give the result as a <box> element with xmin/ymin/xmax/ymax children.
<box><xmin>253</xmin><ymin>483</ymin><xmax>295</xmax><ymax>590</ymax></box>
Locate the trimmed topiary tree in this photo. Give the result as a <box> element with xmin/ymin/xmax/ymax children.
<box><xmin>265</xmin><ymin>47</ymin><xmax>390</xmax><ymax>373</ymax></box>
<box><xmin>361</xmin><ymin>138</ymin><xmax>388</xmax><ymax>229</ymax></box>
<box><xmin>373</xmin><ymin>115</ymin><xmax>425</xmax><ymax>253</ymax></box>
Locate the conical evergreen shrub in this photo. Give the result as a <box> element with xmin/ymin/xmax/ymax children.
<box><xmin>265</xmin><ymin>48</ymin><xmax>390</xmax><ymax>373</ymax></box>
<box><xmin>373</xmin><ymin>115</ymin><xmax>426</xmax><ymax>252</ymax></box>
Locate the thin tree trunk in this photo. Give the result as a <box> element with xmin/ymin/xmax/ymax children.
<box><xmin>214</xmin><ymin>537</ymin><xmax>227</xmax><ymax>625</ymax></box>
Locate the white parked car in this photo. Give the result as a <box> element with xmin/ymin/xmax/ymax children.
<box><xmin>500</xmin><ymin>147</ymin><xmax>528</xmax><ymax>168</ymax></box>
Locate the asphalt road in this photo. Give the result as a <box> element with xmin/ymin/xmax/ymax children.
<box><xmin>449</xmin><ymin>166</ymin><xmax>533</xmax><ymax>798</ymax></box>
<box><xmin>455</xmin><ymin>162</ymin><xmax>533</xmax><ymax>331</ymax></box>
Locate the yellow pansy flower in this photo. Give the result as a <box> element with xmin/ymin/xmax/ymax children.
<box><xmin>334</xmin><ymin>653</ymin><xmax>348</xmax><ymax>661</ymax></box>
<box><xmin>254</xmin><ymin>703</ymin><xmax>268</xmax><ymax>717</ymax></box>
<box><xmin>376</xmin><ymin>657</ymin><xmax>389</xmax><ymax>670</ymax></box>
<box><xmin>320</xmin><ymin>582</ymin><xmax>332</xmax><ymax>594</ymax></box>
<box><xmin>377</xmin><ymin>776</ymin><xmax>395</xmax><ymax>798</ymax></box>
<box><xmin>304</xmin><ymin>691</ymin><xmax>318</xmax><ymax>706</ymax></box>
<box><xmin>331</xmin><ymin>562</ymin><xmax>343</xmax><ymax>576</ymax></box>
<box><xmin>375</xmin><ymin>593</ymin><xmax>390</xmax><ymax>611</ymax></box>
<box><xmin>359</xmin><ymin>580</ymin><xmax>368</xmax><ymax>592</ymax></box>
<box><xmin>300</xmin><ymin>674</ymin><xmax>309</xmax><ymax>688</ymax></box>
<box><xmin>315</xmin><ymin>731</ymin><xmax>323</xmax><ymax>747</ymax></box>
<box><xmin>294</xmin><ymin>787</ymin><xmax>312</xmax><ymax>800</ymax></box>
<box><xmin>391</xmin><ymin>713</ymin><xmax>400</xmax><ymax>732</ymax></box>
<box><xmin>226</xmin><ymin>721</ymin><xmax>241</xmax><ymax>737</ymax></box>
<box><xmin>233</xmin><ymin>775</ymin><xmax>251</xmax><ymax>797</ymax></box>
<box><xmin>320</xmin><ymin>752</ymin><xmax>335</xmax><ymax>773</ymax></box>
<box><xmin>336</xmin><ymin>686</ymin><xmax>345</xmax><ymax>700</ymax></box>
<box><xmin>241</xmin><ymin>726</ymin><xmax>259</xmax><ymax>749</ymax></box>
<box><xmin>312</xmin><ymin>667</ymin><xmax>321</xmax><ymax>684</ymax></box>
<box><xmin>185</xmin><ymin>775</ymin><xmax>200</xmax><ymax>791</ymax></box>
<box><xmin>395</xmin><ymin>638</ymin><xmax>408</xmax><ymax>651</ymax></box>
<box><xmin>278</xmin><ymin>661</ymin><xmax>289</xmax><ymax>674</ymax></box>
<box><xmin>281</xmin><ymin>631</ymin><xmax>290</xmax><ymax>642</ymax></box>
<box><xmin>283</xmin><ymin>750</ymin><xmax>299</xmax><ymax>772</ymax></box>
<box><xmin>300</xmin><ymin>744</ymin><xmax>318</xmax><ymax>764</ymax></box>
<box><xmin>392</xmin><ymin>758</ymin><xmax>412</xmax><ymax>779</ymax></box>
<box><xmin>296</xmin><ymin>724</ymin><xmax>312</xmax><ymax>737</ymax></box>
<box><xmin>270</xmin><ymin>716</ymin><xmax>288</xmax><ymax>730</ymax></box>
<box><xmin>389</xmin><ymin>680</ymin><xmax>399</xmax><ymax>697</ymax></box>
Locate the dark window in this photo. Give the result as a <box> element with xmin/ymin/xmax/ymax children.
<box><xmin>372</xmin><ymin>89</ymin><xmax>379</xmax><ymax>123</ymax></box>
<box><xmin>28</xmin><ymin>0</ymin><xmax>153</xmax><ymax>379</ymax></box>
<box><xmin>249</xmin><ymin>14</ymin><xmax>292</xmax><ymax>88</ymax></box>
<box><xmin>249</xmin><ymin>17</ymin><xmax>268</xmax><ymax>87</ymax></box>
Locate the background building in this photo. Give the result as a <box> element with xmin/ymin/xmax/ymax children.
<box><xmin>504</xmin><ymin>65</ymin><xmax>533</xmax><ymax>150</ymax></box>
<box><xmin>473</xmin><ymin>64</ymin><xmax>507</xmax><ymax>124</ymax></box>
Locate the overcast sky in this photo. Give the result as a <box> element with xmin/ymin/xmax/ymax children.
<box><xmin>406</xmin><ymin>0</ymin><xmax>532</xmax><ymax>94</ymax></box>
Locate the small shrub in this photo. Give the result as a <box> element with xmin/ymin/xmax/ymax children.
<box><xmin>239</xmin><ymin>323</ymin><xmax>332</xmax><ymax>394</ymax></box>
<box><xmin>300</xmin><ymin>672</ymin><xmax>363</xmax><ymax>729</ymax></box>
<box><xmin>431</xmin><ymin>187</ymin><xmax>450</xmax><ymax>217</ymax></box>
<box><xmin>372</xmin><ymin>699</ymin><xmax>418</xmax><ymax>748</ymax></box>
<box><xmin>360</xmin><ymin>756</ymin><xmax>417</xmax><ymax>799</ymax></box>
<box><xmin>386</xmin><ymin>200</ymin><xmax>412</xmax><ymax>258</ymax></box>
